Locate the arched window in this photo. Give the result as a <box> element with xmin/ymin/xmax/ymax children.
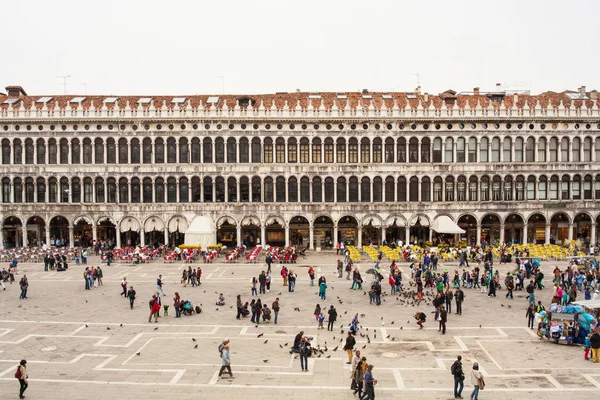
<box><xmin>348</xmin><ymin>138</ymin><xmax>359</xmax><ymax>163</ymax></box>
<box><xmin>107</xmin><ymin>138</ymin><xmax>116</xmax><ymax>163</ymax></box>
<box><xmin>167</xmin><ymin>137</ymin><xmax>177</xmax><ymax>163</ymax></box>
<box><xmin>373</xmin><ymin>177</ymin><xmax>382</xmax><ymax>202</ymax></box>
<box><xmin>432</xmin><ymin>138</ymin><xmax>442</xmax><ymax>162</ymax></box>
<box><xmin>538</xmin><ymin>176</ymin><xmax>547</xmax><ymax>200</ymax></box>
<box><xmin>239</xmin><ymin>176</ymin><xmax>250</xmax><ymax>203</ymax></box>
<box><xmin>360</xmin><ymin>138</ymin><xmax>370</xmax><ymax>163</ymax></box>
<box><xmin>491</xmin><ymin>137</ymin><xmax>500</xmax><ymax>162</ymax></box>
<box><xmin>409</xmin><ymin>177</ymin><xmax>418</xmax><ymax>202</ymax></box>
<box><xmin>82</xmin><ymin>138</ymin><xmax>92</xmax><ymax>164</ymax></box>
<box><xmin>299</xmin><ymin>138</ymin><xmax>309</xmax><ymax>163</ymax></box>
<box><xmin>71</xmin><ymin>177</ymin><xmax>81</xmax><ymax>202</ymax></box>
<box><xmin>515</xmin><ymin>175</ymin><xmax>524</xmax><ymax>200</ymax></box>
<box><xmin>1</xmin><ymin>178</ymin><xmax>9</xmax><ymax>203</ymax></box>
<box><xmin>538</xmin><ymin>137</ymin><xmax>547</xmax><ymax>162</ymax></box>
<box><xmin>288</xmin><ymin>137</ymin><xmax>298</xmax><ymax>163</ymax></box>
<box><xmin>25</xmin><ymin>139</ymin><xmax>34</xmax><ymax>164</ymax></box>
<box><xmin>311</xmin><ymin>138</ymin><xmax>321</xmax><ymax>163</ymax></box>
<box><xmin>215</xmin><ymin>176</ymin><xmax>225</xmax><ymax>202</ymax></box>
<box><xmin>276</xmin><ymin>176</ymin><xmax>286</xmax><ymax>202</ymax></box>
<box><xmin>178</xmin><ymin>138</ymin><xmax>188</xmax><ymax>163</ymax></box>
<box><xmin>227</xmin><ymin>137</ymin><xmax>236</xmax><ymax>163</ymax></box>
<box><xmin>179</xmin><ymin>177</ymin><xmax>189</xmax><ymax>202</ymax></box>
<box><xmin>191</xmin><ymin>138</ymin><xmax>201</xmax><ymax>163</ymax></box>
<box><xmin>131</xmin><ymin>138</ymin><xmax>140</xmax><ymax>164</ymax></box>
<box><xmin>107</xmin><ymin>178</ymin><xmax>116</xmax><ymax>203</ymax></box>
<box><xmin>444</xmin><ymin>138</ymin><xmax>453</xmax><ymax>162</ymax></box>
<box><xmin>503</xmin><ymin>137</ymin><xmax>512</xmax><ymax>162</ymax></box>
<box><xmin>202</xmin><ymin>138</ymin><xmax>212</xmax><ymax>163</ymax></box>
<box><xmin>14</xmin><ymin>139</ymin><xmax>23</xmax><ymax>164</ymax></box>
<box><xmin>300</xmin><ymin>177</ymin><xmax>310</xmax><ymax>202</ymax></box>
<box><xmin>324</xmin><ymin>177</ymin><xmax>335</xmax><ymax>202</ymax></box>
<box><xmin>324</xmin><ymin>138</ymin><xmax>334</xmax><ymax>163</ymax></box>
<box><xmin>290</xmin><ymin>177</ymin><xmax>305</xmax><ymax>203</ymax></box>
<box><xmin>312</xmin><ymin>177</ymin><xmax>322</xmax><ymax>202</ymax></box>
<box><xmin>445</xmin><ymin>176</ymin><xmax>455</xmax><ymax>201</ymax></box>
<box><xmin>264</xmin><ymin>177</ymin><xmax>274</xmax><ymax>202</ymax></box>
<box><xmin>191</xmin><ymin>176</ymin><xmax>201</xmax><ymax>202</ymax></box>
<box><xmin>492</xmin><ymin>176</ymin><xmax>502</xmax><ymax>200</ymax></box>
<box><xmin>397</xmin><ymin>138</ymin><xmax>406</xmax><ymax>163</ymax></box>
<box><xmin>142</xmin><ymin>178</ymin><xmax>152</xmax><ymax>203</ymax></box>
<box><xmin>526</xmin><ymin>137</ymin><xmax>535</xmax><ymax>162</ymax></box>
<box><xmin>572</xmin><ymin>137</ymin><xmax>581</xmax><ymax>162</ymax></box>
<box><xmin>421</xmin><ymin>177</ymin><xmax>431</xmax><ymax>201</ymax></box>
<box><xmin>349</xmin><ymin>176</ymin><xmax>359</xmax><ymax>202</ymax></box>
<box><xmin>479</xmin><ymin>137</ymin><xmax>489</xmax><ymax>162</ymax></box>
<box><xmin>252</xmin><ymin>137</ymin><xmax>261</xmax><ymax>163</ymax></box>
<box><xmin>385</xmin><ymin>138</ymin><xmax>394</xmax><ymax>163</ymax></box>
<box><xmin>276</xmin><ymin>138</ymin><xmax>285</xmax><ymax>163</ymax></box>
<box><xmin>514</xmin><ymin>137</ymin><xmax>523</xmax><ymax>162</ymax></box>
<box><xmin>215</xmin><ymin>137</ymin><xmax>224</xmax><ymax>163</ymax></box>
<box><xmin>95</xmin><ymin>138</ymin><xmax>104</xmax><ymax>164</ymax></box>
<box><xmin>336</xmin><ymin>138</ymin><xmax>346</xmax><ymax>163</ymax></box>
<box><xmin>143</xmin><ymin>138</ymin><xmax>152</xmax><ymax>164</ymax></box>
<box><xmin>596</xmin><ymin>140</ymin><xmax>600</xmax><ymax>162</ymax></box>
<box><xmin>24</xmin><ymin>177</ymin><xmax>34</xmax><ymax>202</ymax></box>
<box><xmin>572</xmin><ymin>175</ymin><xmax>581</xmax><ymax>200</ymax></box>
<box><xmin>202</xmin><ymin>177</ymin><xmax>212</xmax><ymax>202</ymax></box>
<box><xmin>167</xmin><ymin>177</ymin><xmax>177</xmax><ymax>202</ymax></box>
<box><xmin>226</xmin><ymin>177</ymin><xmax>236</xmax><ymax>202</ymax></box>
<box><xmin>71</xmin><ymin>139</ymin><xmax>80</xmax><ymax>164</ymax></box>
<box><xmin>2</xmin><ymin>139</ymin><xmax>10</xmax><ymax>164</ymax></box>
<box><xmin>239</xmin><ymin>137</ymin><xmax>249</xmax><ymax>163</ymax></box>
<box><xmin>398</xmin><ymin>177</ymin><xmax>407</xmax><ymax>202</ymax></box>
<box><xmin>583</xmin><ymin>137</ymin><xmax>592</xmax><ymax>162</ymax></box>
<box><xmin>37</xmin><ymin>177</ymin><xmax>46</xmax><ymax>202</ymax></box>
<box><xmin>433</xmin><ymin>177</ymin><xmax>443</xmax><ymax>201</ymax></box>
<box><xmin>155</xmin><ymin>177</ymin><xmax>164</xmax><ymax>203</ymax></box>
<box><xmin>36</xmin><ymin>139</ymin><xmax>46</xmax><ymax>164</ymax></box>
<box><xmin>469</xmin><ymin>176</ymin><xmax>478</xmax><ymax>201</ymax></box>
<box><xmin>82</xmin><ymin>177</ymin><xmax>92</xmax><ymax>203</ymax></box>
<box><xmin>252</xmin><ymin>176</ymin><xmax>261</xmax><ymax>202</ymax></box>
<box><xmin>118</xmin><ymin>178</ymin><xmax>128</xmax><ymax>203</ymax></box>
<box><xmin>14</xmin><ymin>178</ymin><xmax>23</xmax><ymax>203</ymax></box>
<box><xmin>95</xmin><ymin>177</ymin><xmax>105</xmax><ymax>203</ymax></box>
<box><xmin>560</xmin><ymin>137</ymin><xmax>569</xmax><ymax>162</ymax></box>
<box><xmin>129</xmin><ymin>177</ymin><xmax>140</xmax><ymax>203</ymax></box>
<box><xmin>421</xmin><ymin>138</ymin><xmax>431</xmax><ymax>162</ymax></box>
<box><xmin>456</xmin><ymin>138</ymin><xmax>465</xmax><ymax>162</ymax></box>
<box><xmin>118</xmin><ymin>138</ymin><xmax>128</xmax><ymax>164</ymax></box>
<box><xmin>372</xmin><ymin>138</ymin><xmax>382</xmax><ymax>163</ymax></box>
<box><xmin>503</xmin><ymin>175</ymin><xmax>513</xmax><ymax>200</ymax></box>
<box><xmin>409</xmin><ymin>138</ymin><xmax>419</xmax><ymax>162</ymax></box>
<box><xmin>549</xmin><ymin>175</ymin><xmax>559</xmax><ymax>200</ymax></box>
<box><xmin>584</xmin><ymin>175</ymin><xmax>593</xmax><ymax>199</ymax></box>
<box><xmin>263</xmin><ymin>137</ymin><xmax>273</xmax><ymax>163</ymax></box>
<box><xmin>526</xmin><ymin>175</ymin><xmax>536</xmax><ymax>200</ymax></box>
<box><xmin>549</xmin><ymin>137</ymin><xmax>558</xmax><ymax>162</ymax></box>
<box><xmin>468</xmin><ymin>137</ymin><xmax>477</xmax><ymax>162</ymax></box>
<box><xmin>47</xmin><ymin>177</ymin><xmax>57</xmax><ymax>203</ymax></box>
<box><xmin>361</xmin><ymin>177</ymin><xmax>371</xmax><ymax>202</ymax></box>
<box><xmin>480</xmin><ymin>176</ymin><xmax>490</xmax><ymax>201</ymax></box>
<box><xmin>48</xmin><ymin>139</ymin><xmax>57</xmax><ymax>164</ymax></box>
<box><xmin>457</xmin><ymin>176</ymin><xmax>466</xmax><ymax>201</ymax></box>
<box><xmin>336</xmin><ymin>177</ymin><xmax>346</xmax><ymax>202</ymax></box>
<box><xmin>561</xmin><ymin>175</ymin><xmax>570</xmax><ymax>200</ymax></box>
<box><xmin>385</xmin><ymin>176</ymin><xmax>395</xmax><ymax>202</ymax></box>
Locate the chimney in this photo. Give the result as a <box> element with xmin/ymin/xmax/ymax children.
<box><xmin>473</xmin><ymin>87</ymin><xmax>480</xmax><ymax>96</ymax></box>
<box><xmin>591</xmin><ymin>90</ymin><xmax>598</xmax><ymax>100</ymax></box>
<box><xmin>424</xmin><ymin>93</ymin><xmax>429</xmax><ymax>102</ymax></box>
<box><xmin>361</xmin><ymin>89</ymin><xmax>369</xmax><ymax>94</ymax></box>
<box><xmin>5</xmin><ymin>86</ymin><xmax>27</xmax><ymax>97</ymax></box>
<box><xmin>415</xmin><ymin>86</ymin><xmax>421</xmax><ymax>94</ymax></box>
<box><xmin>496</xmin><ymin>83</ymin><xmax>502</xmax><ymax>90</ymax></box>
<box><xmin>579</xmin><ymin>86</ymin><xmax>586</xmax><ymax>95</ymax></box>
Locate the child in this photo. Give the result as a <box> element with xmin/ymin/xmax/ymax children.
<box><xmin>318</xmin><ymin>313</ymin><xmax>325</xmax><ymax>329</ymax></box>
<box><xmin>216</xmin><ymin>293</ymin><xmax>225</xmax><ymax>306</ymax></box>
<box><xmin>314</xmin><ymin>304</ymin><xmax>321</xmax><ymax>320</ymax></box>
<box><xmin>585</xmin><ymin>334</ymin><xmax>592</xmax><ymax>360</ymax></box>
<box><xmin>163</xmin><ymin>304</ymin><xmax>169</xmax><ymax>316</ymax></box>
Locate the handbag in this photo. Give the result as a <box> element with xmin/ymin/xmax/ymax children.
<box><xmin>479</xmin><ymin>377</ymin><xmax>485</xmax><ymax>390</ymax></box>
<box><xmin>350</xmin><ymin>378</ymin><xmax>357</xmax><ymax>390</ymax></box>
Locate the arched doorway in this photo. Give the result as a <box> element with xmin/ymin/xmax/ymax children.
<box><xmin>527</xmin><ymin>213</ymin><xmax>546</xmax><ymax>244</ymax></box>
<box><xmin>408</xmin><ymin>215</ymin><xmax>430</xmax><ymax>246</ymax></box>
<box><xmin>168</xmin><ymin>216</ymin><xmax>188</xmax><ymax>248</ymax></box>
<box><xmin>550</xmin><ymin>212</ymin><xmax>570</xmax><ymax>244</ymax></box>
<box><xmin>481</xmin><ymin>214</ymin><xmax>500</xmax><ymax>245</ymax></box>
<box><xmin>49</xmin><ymin>216</ymin><xmax>69</xmax><ymax>246</ymax></box>
<box><xmin>457</xmin><ymin>214</ymin><xmax>477</xmax><ymax>246</ymax></box>
<box><xmin>337</xmin><ymin>215</ymin><xmax>358</xmax><ymax>246</ymax></box>
<box><xmin>217</xmin><ymin>217</ymin><xmax>237</xmax><ymax>247</ymax></box>
<box><xmin>73</xmin><ymin>216</ymin><xmax>93</xmax><ymax>247</ymax></box>
<box><xmin>26</xmin><ymin>216</ymin><xmax>46</xmax><ymax>247</ymax></box>
<box><xmin>289</xmin><ymin>216</ymin><xmax>309</xmax><ymax>248</ymax></box>
<box><xmin>361</xmin><ymin>216</ymin><xmax>382</xmax><ymax>246</ymax></box>
<box><xmin>240</xmin><ymin>216</ymin><xmax>260</xmax><ymax>247</ymax></box>
<box><xmin>505</xmin><ymin>214</ymin><xmax>524</xmax><ymax>245</ymax></box>
<box><xmin>314</xmin><ymin>216</ymin><xmax>334</xmax><ymax>248</ymax></box>
<box><xmin>573</xmin><ymin>213</ymin><xmax>592</xmax><ymax>246</ymax></box>
<box><xmin>2</xmin><ymin>216</ymin><xmax>22</xmax><ymax>248</ymax></box>
<box><xmin>264</xmin><ymin>216</ymin><xmax>285</xmax><ymax>247</ymax></box>
<box><xmin>143</xmin><ymin>216</ymin><xmax>165</xmax><ymax>248</ymax></box>
<box><xmin>384</xmin><ymin>216</ymin><xmax>407</xmax><ymax>245</ymax></box>
<box><xmin>119</xmin><ymin>216</ymin><xmax>141</xmax><ymax>248</ymax></box>
<box><xmin>97</xmin><ymin>217</ymin><xmax>117</xmax><ymax>247</ymax></box>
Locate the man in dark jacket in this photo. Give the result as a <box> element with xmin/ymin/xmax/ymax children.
<box><xmin>590</xmin><ymin>331</ymin><xmax>600</xmax><ymax>363</ymax></box>
<box><xmin>451</xmin><ymin>355</ymin><xmax>464</xmax><ymax>399</ymax></box>
<box><xmin>455</xmin><ymin>288</ymin><xmax>464</xmax><ymax>315</ymax></box>
<box><xmin>258</xmin><ymin>271</ymin><xmax>266</xmax><ymax>294</ymax></box>
<box><xmin>266</xmin><ymin>255</ymin><xmax>272</xmax><ymax>274</ymax></box>
<box><xmin>439</xmin><ymin>305</ymin><xmax>448</xmax><ymax>334</ymax></box>
<box><xmin>327</xmin><ymin>305</ymin><xmax>337</xmax><ymax>331</ymax></box>
<box><xmin>344</xmin><ymin>331</ymin><xmax>356</xmax><ymax>364</ymax></box>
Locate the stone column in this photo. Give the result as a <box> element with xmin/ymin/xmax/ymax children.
<box><xmin>591</xmin><ymin>223</ymin><xmax>596</xmax><ymax>249</ymax></box>
<box><xmin>309</xmin><ymin>225</ymin><xmax>314</xmax><ymax>250</ymax></box>
<box><xmin>92</xmin><ymin>224</ymin><xmax>97</xmax><ymax>246</ymax></box>
<box><xmin>309</xmin><ymin>179</ymin><xmax>313</xmax><ymax>202</ymax></box>
<box><xmin>522</xmin><ymin>225</ymin><xmax>528</xmax><ymax>245</ymax></box>
<box><xmin>69</xmin><ymin>226</ymin><xmax>74</xmax><ymax>248</ymax></box>
<box><xmin>499</xmin><ymin>224</ymin><xmax>505</xmax><ymax>245</ymax></box>
<box><xmin>568</xmin><ymin>223</ymin><xmax>574</xmax><ymax>243</ymax></box>
<box><xmin>545</xmin><ymin>223</ymin><xmax>551</xmax><ymax>244</ymax></box>
<box><xmin>237</xmin><ymin>180</ymin><xmax>240</xmax><ymax>203</ymax></box>
<box><xmin>381</xmin><ymin>226</ymin><xmax>387</xmax><ymax>244</ymax></box>
<box><xmin>357</xmin><ymin>226</ymin><xmax>362</xmax><ymax>249</ymax></box>
<box><xmin>212</xmin><ymin>181</ymin><xmax>216</xmax><ymax>202</ymax></box>
<box><xmin>67</xmin><ymin>144</ymin><xmax>72</xmax><ymax>164</ymax></box>
<box><xmin>45</xmin><ymin>229</ymin><xmax>51</xmax><ymax>247</ymax></box>
<box><xmin>260</xmin><ymin>225</ymin><xmax>266</xmax><ymax>247</ymax></box>
<box><xmin>476</xmin><ymin>224</ymin><xmax>482</xmax><ymax>245</ymax></box>
<box><xmin>176</xmin><ymin>180</ymin><xmax>180</xmax><ymax>203</ymax></box>
<box><xmin>164</xmin><ymin>226</ymin><xmax>170</xmax><ymax>248</ymax></box>
<box><xmin>417</xmin><ymin>139</ymin><xmax>421</xmax><ymax>163</ymax></box>
<box><xmin>140</xmin><ymin>231</ymin><xmax>146</xmax><ymax>247</ymax></box>
<box><xmin>116</xmin><ymin>229</ymin><xmax>122</xmax><ymax>249</ymax></box>
<box><xmin>22</xmin><ymin>225</ymin><xmax>28</xmax><ymax>247</ymax></box>
<box><xmin>405</xmin><ymin>225</ymin><xmax>410</xmax><ymax>243</ymax></box>
<box><xmin>333</xmin><ymin>225</ymin><xmax>338</xmax><ymax>247</ymax></box>
<box><xmin>0</xmin><ymin>229</ymin><xmax>3</xmax><ymax>249</ymax></box>
<box><xmin>284</xmin><ymin>225</ymin><xmax>289</xmax><ymax>247</ymax></box>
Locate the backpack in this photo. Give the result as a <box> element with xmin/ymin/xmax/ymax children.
<box><xmin>218</xmin><ymin>342</ymin><xmax>226</xmax><ymax>355</ymax></box>
<box><xmin>14</xmin><ymin>366</ymin><xmax>22</xmax><ymax>379</ymax></box>
<box><xmin>450</xmin><ymin>361</ymin><xmax>460</xmax><ymax>376</ymax></box>
<box><xmin>195</xmin><ymin>306</ymin><xmax>202</xmax><ymax>314</ymax></box>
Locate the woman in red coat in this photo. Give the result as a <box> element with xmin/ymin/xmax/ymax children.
<box><xmin>149</xmin><ymin>295</ymin><xmax>161</xmax><ymax>323</ymax></box>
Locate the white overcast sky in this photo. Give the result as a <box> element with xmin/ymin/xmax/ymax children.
<box><xmin>2</xmin><ymin>0</ymin><xmax>598</xmax><ymax>96</ymax></box>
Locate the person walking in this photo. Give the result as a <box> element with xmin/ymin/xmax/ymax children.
<box><xmin>266</xmin><ymin>254</ymin><xmax>272</xmax><ymax>274</ymax></box>
<box><xmin>15</xmin><ymin>359</ymin><xmax>28</xmax><ymax>399</ymax></box>
<box><xmin>299</xmin><ymin>337</ymin><xmax>311</xmax><ymax>371</ymax></box>
<box><xmin>451</xmin><ymin>355</ymin><xmax>465</xmax><ymax>399</ymax></box>
<box><xmin>84</xmin><ymin>268</ymin><xmax>90</xmax><ymax>290</ymax></box>
<box><xmin>352</xmin><ymin>359</ymin><xmax>364</xmax><ymax>397</ymax></box>
<box><xmin>344</xmin><ymin>331</ymin><xmax>356</xmax><ymax>364</ymax></box>
<box><xmin>470</xmin><ymin>362</ymin><xmax>484</xmax><ymax>400</ymax></box>
<box><xmin>259</xmin><ymin>271</ymin><xmax>266</xmax><ymax>294</ymax></box>
<box><xmin>149</xmin><ymin>295</ymin><xmax>160</xmax><ymax>323</ymax></box>
<box><xmin>251</xmin><ymin>277</ymin><xmax>258</xmax><ymax>296</ymax></box>
<box><xmin>288</xmin><ymin>270</ymin><xmax>297</xmax><ymax>293</ymax></box>
<box><xmin>526</xmin><ymin>302</ymin><xmax>535</xmax><ymax>329</ymax></box>
<box><xmin>19</xmin><ymin>275</ymin><xmax>28</xmax><ymax>299</ymax></box>
<box><xmin>236</xmin><ymin>295</ymin><xmax>243</xmax><ymax>320</ymax></box>
<box><xmin>360</xmin><ymin>364</ymin><xmax>377</xmax><ymax>400</ymax></box>
<box><xmin>121</xmin><ymin>277</ymin><xmax>128</xmax><ymax>297</ymax></box>
<box><xmin>439</xmin><ymin>305</ymin><xmax>448</xmax><ymax>334</ymax></box>
<box><xmin>319</xmin><ymin>279</ymin><xmax>327</xmax><ymax>301</ymax></box>
<box><xmin>591</xmin><ymin>329</ymin><xmax>600</xmax><ymax>363</ymax></box>
<box><xmin>218</xmin><ymin>344</ymin><xmax>234</xmax><ymax>379</ymax></box>
<box><xmin>127</xmin><ymin>286</ymin><xmax>136</xmax><ymax>309</ymax></box>
<box><xmin>173</xmin><ymin>292</ymin><xmax>181</xmax><ymax>318</ymax></box>
<box><xmin>455</xmin><ymin>287</ymin><xmax>464</xmax><ymax>315</ymax></box>
<box><xmin>272</xmin><ymin>297</ymin><xmax>280</xmax><ymax>324</ymax></box>
<box><xmin>445</xmin><ymin>288</ymin><xmax>453</xmax><ymax>314</ymax></box>
<box><xmin>156</xmin><ymin>275</ymin><xmax>166</xmax><ymax>296</ymax></box>
<box><xmin>327</xmin><ymin>305</ymin><xmax>337</xmax><ymax>331</ymax></box>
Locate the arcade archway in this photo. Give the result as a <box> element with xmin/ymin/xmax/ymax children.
<box><xmin>550</xmin><ymin>212</ymin><xmax>570</xmax><ymax>244</ymax></box>
<box><xmin>264</xmin><ymin>216</ymin><xmax>285</xmax><ymax>247</ymax></box>
<box><xmin>240</xmin><ymin>216</ymin><xmax>260</xmax><ymax>247</ymax></box>
<box><xmin>527</xmin><ymin>213</ymin><xmax>546</xmax><ymax>244</ymax></box>
<box><xmin>457</xmin><ymin>214</ymin><xmax>477</xmax><ymax>246</ymax></box>
<box><xmin>481</xmin><ymin>214</ymin><xmax>500</xmax><ymax>245</ymax></box>
<box><xmin>143</xmin><ymin>216</ymin><xmax>165</xmax><ymax>248</ymax></box>
<box><xmin>119</xmin><ymin>216</ymin><xmax>140</xmax><ymax>248</ymax></box>
<box><xmin>49</xmin><ymin>216</ymin><xmax>69</xmax><ymax>246</ymax></box>
<box><xmin>337</xmin><ymin>215</ymin><xmax>358</xmax><ymax>246</ymax></box>
<box><xmin>505</xmin><ymin>214</ymin><xmax>524</xmax><ymax>244</ymax></box>
<box><xmin>2</xmin><ymin>216</ymin><xmax>22</xmax><ymax>248</ymax></box>
<box><xmin>314</xmin><ymin>216</ymin><xmax>334</xmax><ymax>248</ymax></box>
<box><xmin>26</xmin><ymin>216</ymin><xmax>45</xmax><ymax>247</ymax></box>
<box><xmin>289</xmin><ymin>216</ymin><xmax>309</xmax><ymax>248</ymax></box>
<box><xmin>73</xmin><ymin>216</ymin><xmax>93</xmax><ymax>247</ymax></box>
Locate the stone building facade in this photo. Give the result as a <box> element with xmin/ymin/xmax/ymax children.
<box><xmin>0</xmin><ymin>85</ymin><xmax>599</xmax><ymax>249</ymax></box>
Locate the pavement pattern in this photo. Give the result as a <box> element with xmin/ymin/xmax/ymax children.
<box><xmin>0</xmin><ymin>251</ymin><xmax>598</xmax><ymax>400</ymax></box>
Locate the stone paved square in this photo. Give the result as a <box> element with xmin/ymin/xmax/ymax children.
<box><xmin>0</xmin><ymin>252</ymin><xmax>599</xmax><ymax>399</ymax></box>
